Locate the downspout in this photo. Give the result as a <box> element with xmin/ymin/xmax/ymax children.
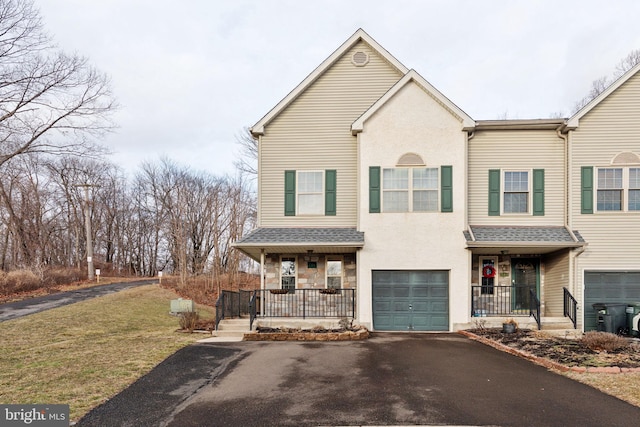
<box><xmin>559</xmin><ymin>125</ymin><xmax>587</xmax><ymax>330</ymax></box>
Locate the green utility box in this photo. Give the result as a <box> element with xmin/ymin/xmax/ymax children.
<box><xmin>170</xmin><ymin>298</ymin><xmax>195</xmax><ymax>313</ymax></box>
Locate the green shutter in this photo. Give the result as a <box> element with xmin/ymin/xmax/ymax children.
<box><xmin>532</xmin><ymin>169</ymin><xmax>545</xmax><ymax>216</ymax></box>
<box><xmin>581</xmin><ymin>166</ymin><xmax>593</xmax><ymax>214</ymax></box>
<box><xmin>325</xmin><ymin>169</ymin><xmax>336</xmax><ymax>216</ymax></box>
<box><xmin>488</xmin><ymin>169</ymin><xmax>500</xmax><ymax>216</ymax></box>
<box><xmin>441</xmin><ymin>166</ymin><xmax>453</xmax><ymax>212</ymax></box>
<box><xmin>284</xmin><ymin>170</ymin><xmax>296</xmax><ymax>216</ymax></box>
<box><xmin>369</xmin><ymin>166</ymin><xmax>380</xmax><ymax>213</ymax></box>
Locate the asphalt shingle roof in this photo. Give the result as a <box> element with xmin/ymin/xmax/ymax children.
<box><xmin>236</xmin><ymin>227</ymin><xmax>364</xmax><ymax>245</ymax></box>
<box><xmin>466</xmin><ymin>226</ymin><xmax>581</xmax><ymax>243</ymax></box>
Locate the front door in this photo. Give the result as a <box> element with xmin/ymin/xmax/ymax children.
<box><xmin>511</xmin><ymin>258</ymin><xmax>539</xmax><ymax>311</ymax></box>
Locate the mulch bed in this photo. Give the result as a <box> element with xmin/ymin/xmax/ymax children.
<box><xmin>466</xmin><ymin>328</ymin><xmax>640</xmax><ymax>369</ymax></box>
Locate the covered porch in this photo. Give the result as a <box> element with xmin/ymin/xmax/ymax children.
<box><xmin>231</xmin><ymin>227</ymin><xmax>364</xmax><ymax>329</ymax></box>
<box><xmin>464</xmin><ymin>225</ymin><xmax>586</xmax><ymax>329</ymax></box>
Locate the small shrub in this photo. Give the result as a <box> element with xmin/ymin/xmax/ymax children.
<box><xmin>581</xmin><ymin>331</ymin><xmax>629</xmax><ymax>352</ymax></box>
<box><xmin>178</xmin><ymin>311</ymin><xmax>199</xmax><ymax>332</ymax></box>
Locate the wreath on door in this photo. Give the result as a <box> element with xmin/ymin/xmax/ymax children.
<box><xmin>482</xmin><ymin>265</ymin><xmax>496</xmax><ymax>278</ymax></box>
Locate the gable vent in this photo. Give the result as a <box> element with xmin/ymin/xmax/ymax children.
<box><xmin>351</xmin><ymin>51</ymin><xmax>369</xmax><ymax>67</ymax></box>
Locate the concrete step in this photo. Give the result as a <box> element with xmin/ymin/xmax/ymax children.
<box><xmin>215</xmin><ymin>318</ymin><xmax>251</xmax><ymax>334</ymax></box>
<box><xmin>541</xmin><ymin>317</ymin><xmax>576</xmax><ymax>331</ymax></box>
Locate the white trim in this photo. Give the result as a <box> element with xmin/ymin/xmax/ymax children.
<box><xmin>280</xmin><ymin>255</ymin><xmax>297</xmax><ymax>290</ymax></box>
<box><xmin>567</xmin><ymin>61</ymin><xmax>640</xmax><ymax>129</ymax></box>
<box><xmin>297</xmin><ymin>170</ymin><xmax>325</xmax><ymax>215</ymax></box>
<box><xmin>326</xmin><ymin>256</ymin><xmax>344</xmax><ymax>289</ymax></box>
<box><xmin>501</xmin><ymin>169</ymin><xmax>532</xmax><ymax>215</ymax></box>
<box><xmin>251</xmin><ymin>29</ymin><xmax>409</xmax><ymax>136</ymax></box>
<box><xmin>352</xmin><ymin>69</ymin><xmax>475</xmax><ymax>134</ymax></box>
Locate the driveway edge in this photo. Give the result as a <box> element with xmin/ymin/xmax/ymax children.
<box><xmin>458</xmin><ymin>330</ymin><xmax>640</xmax><ymax>374</ymax></box>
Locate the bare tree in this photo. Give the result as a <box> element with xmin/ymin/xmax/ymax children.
<box><xmin>572</xmin><ymin>49</ymin><xmax>640</xmax><ymax>114</ymax></box>
<box><xmin>233</xmin><ymin>127</ymin><xmax>258</xmax><ymax>180</ymax></box>
<box><xmin>0</xmin><ymin>0</ymin><xmax>116</xmax><ymax>169</ymax></box>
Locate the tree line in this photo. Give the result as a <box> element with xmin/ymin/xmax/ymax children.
<box><xmin>0</xmin><ymin>154</ymin><xmax>256</xmax><ymax>283</ymax></box>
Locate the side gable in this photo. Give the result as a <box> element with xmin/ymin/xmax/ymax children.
<box><xmin>566</xmin><ymin>61</ymin><xmax>640</xmax><ymax>129</ymax></box>
<box><xmin>251</xmin><ymin>28</ymin><xmax>409</xmax><ymax>136</ymax></box>
<box><xmin>351</xmin><ymin>69</ymin><xmax>475</xmax><ymax>133</ymax></box>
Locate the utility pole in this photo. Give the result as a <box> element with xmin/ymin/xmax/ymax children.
<box><xmin>78</xmin><ymin>184</ymin><xmax>95</xmax><ymax>281</ymax></box>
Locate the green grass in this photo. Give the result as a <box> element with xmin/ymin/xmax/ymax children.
<box><xmin>0</xmin><ymin>284</ymin><xmax>213</xmax><ymax>422</ymax></box>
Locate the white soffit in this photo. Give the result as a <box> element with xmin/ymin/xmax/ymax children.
<box><xmin>251</xmin><ymin>28</ymin><xmax>409</xmax><ymax>136</ymax></box>
<box><xmin>351</xmin><ymin>69</ymin><xmax>475</xmax><ymax>134</ymax></box>
<box><xmin>567</xmin><ymin>60</ymin><xmax>640</xmax><ymax>129</ymax></box>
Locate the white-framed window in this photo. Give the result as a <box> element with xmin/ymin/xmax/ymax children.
<box><xmin>326</xmin><ymin>257</ymin><xmax>343</xmax><ymax>289</ymax></box>
<box><xmin>479</xmin><ymin>257</ymin><xmax>497</xmax><ymax>295</ymax></box>
<box><xmin>596</xmin><ymin>167</ymin><xmax>640</xmax><ymax>212</ymax></box>
<box><xmin>297</xmin><ymin>171</ymin><xmax>323</xmax><ymax>215</ymax></box>
<box><xmin>281</xmin><ymin>256</ymin><xmax>296</xmax><ymax>290</ymax></box>
<box><xmin>382</xmin><ymin>167</ymin><xmax>438</xmax><ymax>212</ymax></box>
<box><xmin>503</xmin><ymin>170</ymin><xmax>530</xmax><ymax>214</ymax></box>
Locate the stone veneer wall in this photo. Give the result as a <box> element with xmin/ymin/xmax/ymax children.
<box><xmin>264</xmin><ymin>254</ymin><xmax>357</xmax><ymax>289</ymax></box>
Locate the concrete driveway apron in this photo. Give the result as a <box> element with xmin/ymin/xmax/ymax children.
<box><xmin>77</xmin><ymin>333</ymin><xmax>640</xmax><ymax>427</ymax></box>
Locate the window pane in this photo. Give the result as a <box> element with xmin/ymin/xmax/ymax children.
<box><xmin>383</xmin><ymin>168</ymin><xmax>408</xmax><ymax>189</ymax></box>
<box><xmin>597</xmin><ymin>190</ymin><xmax>622</xmax><ymax>211</ymax></box>
<box><xmin>281</xmin><ymin>258</ymin><xmax>295</xmax><ymax>276</ymax></box>
<box><xmin>630</xmin><ymin>168</ymin><xmax>640</xmax><ymax>189</ymax></box>
<box><xmin>598</xmin><ymin>168</ymin><xmax>622</xmax><ymax>189</ymax></box>
<box><xmin>327</xmin><ymin>260</ymin><xmax>342</xmax><ymax>276</ymax></box>
<box><xmin>298</xmin><ymin>194</ymin><xmax>323</xmax><ymax>214</ymax></box>
<box><xmin>504</xmin><ymin>171</ymin><xmax>528</xmax><ymax>192</ymax></box>
<box><xmin>629</xmin><ymin>190</ymin><xmax>640</xmax><ymax>211</ymax></box>
<box><xmin>413</xmin><ymin>190</ymin><xmax>438</xmax><ymax>211</ymax></box>
<box><xmin>413</xmin><ymin>168</ymin><xmax>438</xmax><ymax>189</ymax></box>
<box><xmin>327</xmin><ymin>277</ymin><xmax>341</xmax><ymax>289</ymax></box>
<box><xmin>383</xmin><ymin>190</ymin><xmax>408</xmax><ymax>212</ymax></box>
<box><xmin>504</xmin><ymin>193</ymin><xmax>528</xmax><ymax>213</ymax></box>
<box><xmin>298</xmin><ymin>171</ymin><xmax>323</xmax><ymax>192</ymax></box>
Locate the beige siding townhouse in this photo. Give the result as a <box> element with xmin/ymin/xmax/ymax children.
<box><xmin>233</xmin><ymin>28</ymin><xmax>640</xmax><ymax>334</ymax></box>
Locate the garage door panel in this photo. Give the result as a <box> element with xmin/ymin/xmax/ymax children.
<box><xmin>585</xmin><ymin>271</ymin><xmax>640</xmax><ymax>331</ymax></box>
<box><xmin>393</xmin><ymin>286</ymin><xmax>410</xmax><ymax>297</ymax></box>
<box><xmin>372</xmin><ymin>270</ymin><xmax>449</xmax><ymax>331</ymax></box>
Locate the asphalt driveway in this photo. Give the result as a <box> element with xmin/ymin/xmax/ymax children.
<box><xmin>77</xmin><ymin>333</ymin><xmax>640</xmax><ymax>426</ymax></box>
<box><xmin>0</xmin><ymin>279</ymin><xmax>156</xmax><ymax>322</ymax></box>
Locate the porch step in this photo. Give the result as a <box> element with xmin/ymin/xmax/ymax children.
<box><xmin>540</xmin><ymin>317</ymin><xmax>577</xmax><ymax>331</ymax></box>
<box><xmin>213</xmin><ymin>318</ymin><xmax>251</xmax><ymax>338</ymax></box>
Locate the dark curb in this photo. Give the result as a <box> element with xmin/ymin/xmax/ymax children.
<box><xmin>458</xmin><ymin>330</ymin><xmax>640</xmax><ymax>374</ymax></box>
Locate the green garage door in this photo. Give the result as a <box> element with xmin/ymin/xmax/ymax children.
<box><xmin>584</xmin><ymin>271</ymin><xmax>640</xmax><ymax>331</ymax></box>
<box><xmin>372</xmin><ymin>270</ymin><xmax>449</xmax><ymax>331</ymax></box>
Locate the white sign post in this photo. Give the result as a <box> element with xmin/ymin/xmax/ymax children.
<box><xmin>158</xmin><ymin>271</ymin><xmax>163</xmax><ymax>284</ymax></box>
<box><xmin>95</xmin><ymin>269</ymin><xmax>101</xmax><ymax>283</ymax></box>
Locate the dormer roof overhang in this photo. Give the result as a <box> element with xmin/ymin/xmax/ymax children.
<box><xmin>351</xmin><ymin>69</ymin><xmax>475</xmax><ymax>134</ymax></box>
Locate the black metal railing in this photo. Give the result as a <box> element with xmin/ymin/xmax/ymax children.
<box><xmin>249</xmin><ymin>292</ymin><xmax>257</xmax><ymax>330</ymax></box>
<box><xmin>471</xmin><ymin>285</ymin><xmax>536</xmax><ymax>317</ymax></box>
<box><xmin>563</xmin><ymin>287</ymin><xmax>578</xmax><ymax>329</ymax></box>
<box><xmin>215</xmin><ymin>290</ymin><xmax>254</xmax><ymax>330</ymax></box>
<box><xmin>529</xmin><ymin>289</ymin><xmax>541</xmax><ymax>330</ymax></box>
<box><xmin>251</xmin><ymin>288</ymin><xmax>356</xmax><ymax>319</ymax></box>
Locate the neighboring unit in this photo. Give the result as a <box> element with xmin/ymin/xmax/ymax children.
<box><xmin>233</xmin><ymin>29</ymin><xmax>640</xmax><ymax>333</ymax></box>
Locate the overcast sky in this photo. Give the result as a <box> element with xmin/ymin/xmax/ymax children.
<box><xmin>37</xmin><ymin>0</ymin><xmax>640</xmax><ymax>177</ymax></box>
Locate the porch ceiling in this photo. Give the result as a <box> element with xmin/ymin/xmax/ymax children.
<box><xmin>232</xmin><ymin>227</ymin><xmax>365</xmax><ymax>261</ymax></box>
<box><xmin>464</xmin><ymin>225</ymin><xmax>586</xmax><ymax>255</ymax></box>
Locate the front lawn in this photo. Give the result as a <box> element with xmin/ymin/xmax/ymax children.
<box><xmin>0</xmin><ymin>284</ymin><xmax>213</xmax><ymax>422</ymax></box>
